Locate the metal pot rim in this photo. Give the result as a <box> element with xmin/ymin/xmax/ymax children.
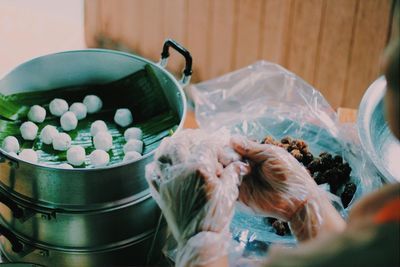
<box><xmin>357</xmin><ymin>76</ymin><xmax>400</xmax><ymax>183</ymax></box>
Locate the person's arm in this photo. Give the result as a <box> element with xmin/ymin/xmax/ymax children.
<box><xmin>146</xmin><ymin>129</ymin><xmax>249</xmax><ymax>267</ymax></box>
<box><xmin>231</xmin><ymin>136</ymin><xmax>346</xmax><ymax>241</ymax></box>
<box><xmin>289</xmin><ymin>194</ymin><xmax>346</xmax><ymax>241</ymax></box>
<box><xmin>195</xmin><ymin>256</ymin><xmax>229</xmax><ymax>267</ymax></box>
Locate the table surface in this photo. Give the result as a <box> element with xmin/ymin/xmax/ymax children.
<box><xmin>184</xmin><ymin>107</ymin><xmax>358</xmax><ymax>129</ymax></box>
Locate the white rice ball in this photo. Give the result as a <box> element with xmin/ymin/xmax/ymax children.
<box><xmin>90</xmin><ymin>120</ymin><xmax>108</xmax><ymax>137</ymax></box>
<box><xmin>114</xmin><ymin>108</ymin><xmax>133</xmax><ymax>127</ymax></box>
<box><xmin>27</xmin><ymin>105</ymin><xmax>46</xmax><ymax>123</ymax></box>
<box><xmin>52</xmin><ymin>132</ymin><xmax>72</xmax><ymax>151</ymax></box>
<box><xmin>60</xmin><ymin>111</ymin><xmax>78</xmax><ymax>131</ymax></box>
<box><xmin>69</xmin><ymin>102</ymin><xmax>87</xmax><ymax>120</ymax></box>
<box><xmin>40</xmin><ymin>125</ymin><xmax>59</xmax><ymax>145</ymax></box>
<box><xmin>124</xmin><ymin>127</ymin><xmax>142</xmax><ymax>141</ymax></box>
<box><xmin>89</xmin><ymin>149</ymin><xmax>109</xmax><ymax>167</ymax></box>
<box><xmin>93</xmin><ymin>131</ymin><xmax>113</xmax><ymax>151</ymax></box>
<box><xmin>83</xmin><ymin>95</ymin><xmax>103</xmax><ymax>114</ymax></box>
<box><xmin>67</xmin><ymin>145</ymin><xmax>86</xmax><ymax>166</ymax></box>
<box><xmin>57</xmin><ymin>163</ymin><xmax>74</xmax><ymax>169</ymax></box>
<box><xmin>49</xmin><ymin>98</ymin><xmax>69</xmax><ymax>117</ymax></box>
<box><xmin>2</xmin><ymin>136</ymin><xmax>20</xmax><ymax>153</ymax></box>
<box><xmin>123</xmin><ymin>139</ymin><xmax>143</xmax><ymax>154</ymax></box>
<box><xmin>20</xmin><ymin>121</ymin><xmax>38</xmax><ymax>140</ymax></box>
<box><xmin>123</xmin><ymin>151</ymin><xmax>141</xmax><ymax>162</ymax></box>
<box><xmin>19</xmin><ymin>149</ymin><xmax>38</xmax><ymax>163</ymax></box>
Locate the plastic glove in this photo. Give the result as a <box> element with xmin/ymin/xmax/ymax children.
<box><xmin>231</xmin><ymin>135</ymin><xmax>345</xmax><ymax>241</ymax></box>
<box><xmin>146</xmin><ymin>129</ymin><xmax>249</xmax><ymax>266</ymax></box>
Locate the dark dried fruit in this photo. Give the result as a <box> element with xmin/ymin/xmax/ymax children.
<box><xmin>342</xmin><ymin>162</ymin><xmax>352</xmax><ymax>176</ymax></box>
<box><xmin>266</xmin><ymin>217</ymin><xmax>291</xmax><ymax>236</ymax></box>
<box><xmin>290</xmin><ymin>149</ymin><xmax>303</xmax><ymax>161</ymax></box>
<box><xmin>283</xmin><ymin>221</ymin><xmax>290</xmax><ymax>233</ymax></box>
<box><xmin>324</xmin><ymin>168</ymin><xmax>339</xmax><ymax>182</ymax></box>
<box><xmin>302</xmin><ymin>152</ymin><xmax>314</xmax><ymax>165</ymax></box>
<box><xmin>341</xmin><ymin>182</ymin><xmax>356</xmax><ymax>208</ymax></box>
<box><xmin>281</xmin><ymin>136</ymin><xmax>292</xmax><ymax>144</ymax></box>
<box><xmin>336</xmin><ymin>168</ymin><xmax>345</xmax><ymax>180</ymax></box>
<box><xmin>259</xmin><ymin>136</ymin><xmax>355</xmax><ymax>200</ymax></box>
<box><xmin>324</xmin><ymin>169</ymin><xmax>340</xmax><ymax>193</ymax></box>
<box><xmin>314</xmin><ymin>172</ymin><xmax>327</xmax><ymax>185</ymax></box>
<box><xmin>319</xmin><ymin>152</ymin><xmax>331</xmax><ymax>158</ymax></box>
<box><xmin>290</xmin><ymin>140</ymin><xmax>298</xmax><ymax>149</ymax></box>
<box><xmin>286</xmin><ymin>145</ymin><xmax>295</xmax><ymax>152</ymax></box>
<box><xmin>330</xmin><ymin>183</ymin><xmax>340</xmax><ymax>194</ymax></box>
<box><xmin>294</xmin><ymin>140</ymin><xmax>307</xmax><ymax>150</ymax></box>
<box><xmin>334</xmin><ymin>155</ymin><xmax>343</xmax><ymax>164</ymax></box>
<box><xmin>272</xmin><ymin>220</ymin><xmax>287</xmax><ymax>236</ymax></box>
<box><xmin>307</xmin><ymin>159</ymin><xmax>322</xmax><ymax>173</ymax></box>
<box><xmin>320</xmin><ymin>153</ymin><xmax>334</xmax><ymax>169</ymax></box>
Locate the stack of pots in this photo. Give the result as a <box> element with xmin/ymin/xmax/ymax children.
<box><xmin>0</xmin><ymin>40</ymin><xmax>191</xmax><ymax>266</ymax></box>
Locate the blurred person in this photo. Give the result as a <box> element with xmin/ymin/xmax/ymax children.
<box><xmin>146</xmin><ymin>1</ymin><xmax>400</xmax><ymax>266</ymax></box>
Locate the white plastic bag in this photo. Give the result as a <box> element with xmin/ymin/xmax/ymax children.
<box><xmin>189</xmin><ymin>60</ymin><xmax>382</xmax><ymax>260</ymax></box>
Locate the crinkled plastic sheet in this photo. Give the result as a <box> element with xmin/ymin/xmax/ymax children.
<box><xmin>188</xmin><ymin>61</ymin><xmax>382</xmax><ymax>263</ymax></box>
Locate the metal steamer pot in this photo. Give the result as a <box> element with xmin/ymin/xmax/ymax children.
<box><xmin>0</xmin><ymin>227</ymin><xmax>166</xmax><ymax>267</ymax></box>
<box><xmin>0</xmin><ymin>40</ymin><xmax>190</xmax><ymax>209</ymax></box>
<box><xmin>0</xmin><ymin>39</ymin><xmax>191</xmax><ymax>266</ymax></box>
<box><xmin>0</xmin><ymin>190</ymin><xmax>160</xmax><ymax>248</ymax></box>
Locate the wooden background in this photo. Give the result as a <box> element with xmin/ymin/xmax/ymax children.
<box><xmin>84</xmin><ymin>0</ymin><xmax>393</xmax><ymax>109</ymax></box>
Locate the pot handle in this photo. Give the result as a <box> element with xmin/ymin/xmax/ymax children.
<box><xmin>0</xmin><ymin>225</ymin><xmax>23</xmax><ymax>253</ymax></box>
<box><xmin>160</xmin><ymin>39</ymin><xmax>193</xmax><ymax>85</ymax></box>
<box><xmin>0</xmin><ymin>191</ymin><xmax>24</xmax><ymax>219</ymax></box>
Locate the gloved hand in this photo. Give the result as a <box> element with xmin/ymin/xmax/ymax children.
<box><xmin>231</xmin><ymin>135</ymin><xmax>345</xmax><ymax>241</ymax></box>
<box><xmin>146</xmin><ymin>129</ymin><xmax>249</xmax><ymax>266</ymax></box>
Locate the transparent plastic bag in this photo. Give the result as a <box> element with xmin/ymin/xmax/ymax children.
<box><xmin>189</xmin><ymin>61</ymin><xmax>382</xmax><ymax>262</ymax></box>
<box><xmin>146</xmin><ymin>129</ymin><xmax>251</xmax><ymax>266</ymax></box>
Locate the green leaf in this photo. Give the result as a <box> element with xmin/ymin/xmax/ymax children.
<box><xmin>0</xmin><ymin>64</ymin><xmax>181</xmax><ymax>168</ymax></box>
<box><xmin>0</xmin><ymin>95</ymin><xmax>29</xmax><ymax>120</ymax></box>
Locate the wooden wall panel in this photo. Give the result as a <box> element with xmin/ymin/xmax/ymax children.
<box><xmin>285</xmin><ymin>0</ymin><xmax>325</xmax><ymax>84</ymax></box>
<box><xmin>161</xmin><ymin>0</ymin><xmax>186</xmax><ymax>74</ymax></box>
<box><xmin>99</xmin><ymin>0</ymin><xmax>121</xmax><ymax>41</ymax></box>
<box><xmin>84</xmin><ymin>0</ymin><xmax>392</xmax><ymax>109</ymax></box>
<box><xmin>208</xmin><ymin>0</ymin><xmax>237</xmax><ymax>78</ymax></box>
<box><xmin>343</xmin><ymin>0</ymin><xmax>392</xmax><ymax>108</ymax></box>
<box><xmin>261</xmin><ymin>0</ymin><xmax>293</xmax><ymax>65</ymax></box>
<box><xmin>84</xmin><ymin>0</ymin><xmax>100</xmax><ymax>48</ymax></box>
<box><xmin>137</xmin><ymin>0</ymin><xmax>164</xmax><ymax>60</ymax></box>
<box><xmin>314</xmin><ymin>0</ymin><xmax>359</xmax><ymax>108</ymax></box>
<box><xmin>184</xmin><ymin>0</ymin><xmax>212</xmax><ymax>82</ymax></box>
<box><xmin>233</xmin><ymin>0</ymin><xmax>264</xmax><ymax>70</ymax></box>
<box><xmin>119</xmin><ymin>0</ymin><xmax>144</xmax><ymax>53</ymax></box>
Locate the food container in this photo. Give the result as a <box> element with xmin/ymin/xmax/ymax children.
<box><xmin>357</xmin><ymin>76</ymin><xmax>400</xmax><ymax>183</ymax></box>
<box><xmin>0</xmin><ymin>39</ymin><xmax>192</xmax><ymax>266</ymax></box>
<box><xmin>0</xmin><ymin>40</ymin><xmax>191</xmax><ymax>209</ymax></box>
<box><xmin>0</xmin><ymin>189</ymin><xmax>160</xmax><ymax>248</ymax></box>
<box><xmin>0</xmin><ymin>226</ymin><xmax>166</xmax><ymax>267</ymax></box>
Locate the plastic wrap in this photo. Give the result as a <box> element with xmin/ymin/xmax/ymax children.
<box><xmin>145</xmin><ymin>129</ymin><xmax>249</xmax><ymax>267</ymax></box>
<box><xmin>231</xmin><ymin>136</ymin><xmax>346</xmax><ymax>241</ymax></box>
<box><xmin>189</xmin><ymin>61</ymin><xmax>382</xmax><ymax>261</ymax></box>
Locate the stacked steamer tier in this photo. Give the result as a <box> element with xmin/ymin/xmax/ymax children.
<box><xmin>0</xmin><ymin>43</ymin><xmax>190</xmax><ymax>267</ymax></box>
